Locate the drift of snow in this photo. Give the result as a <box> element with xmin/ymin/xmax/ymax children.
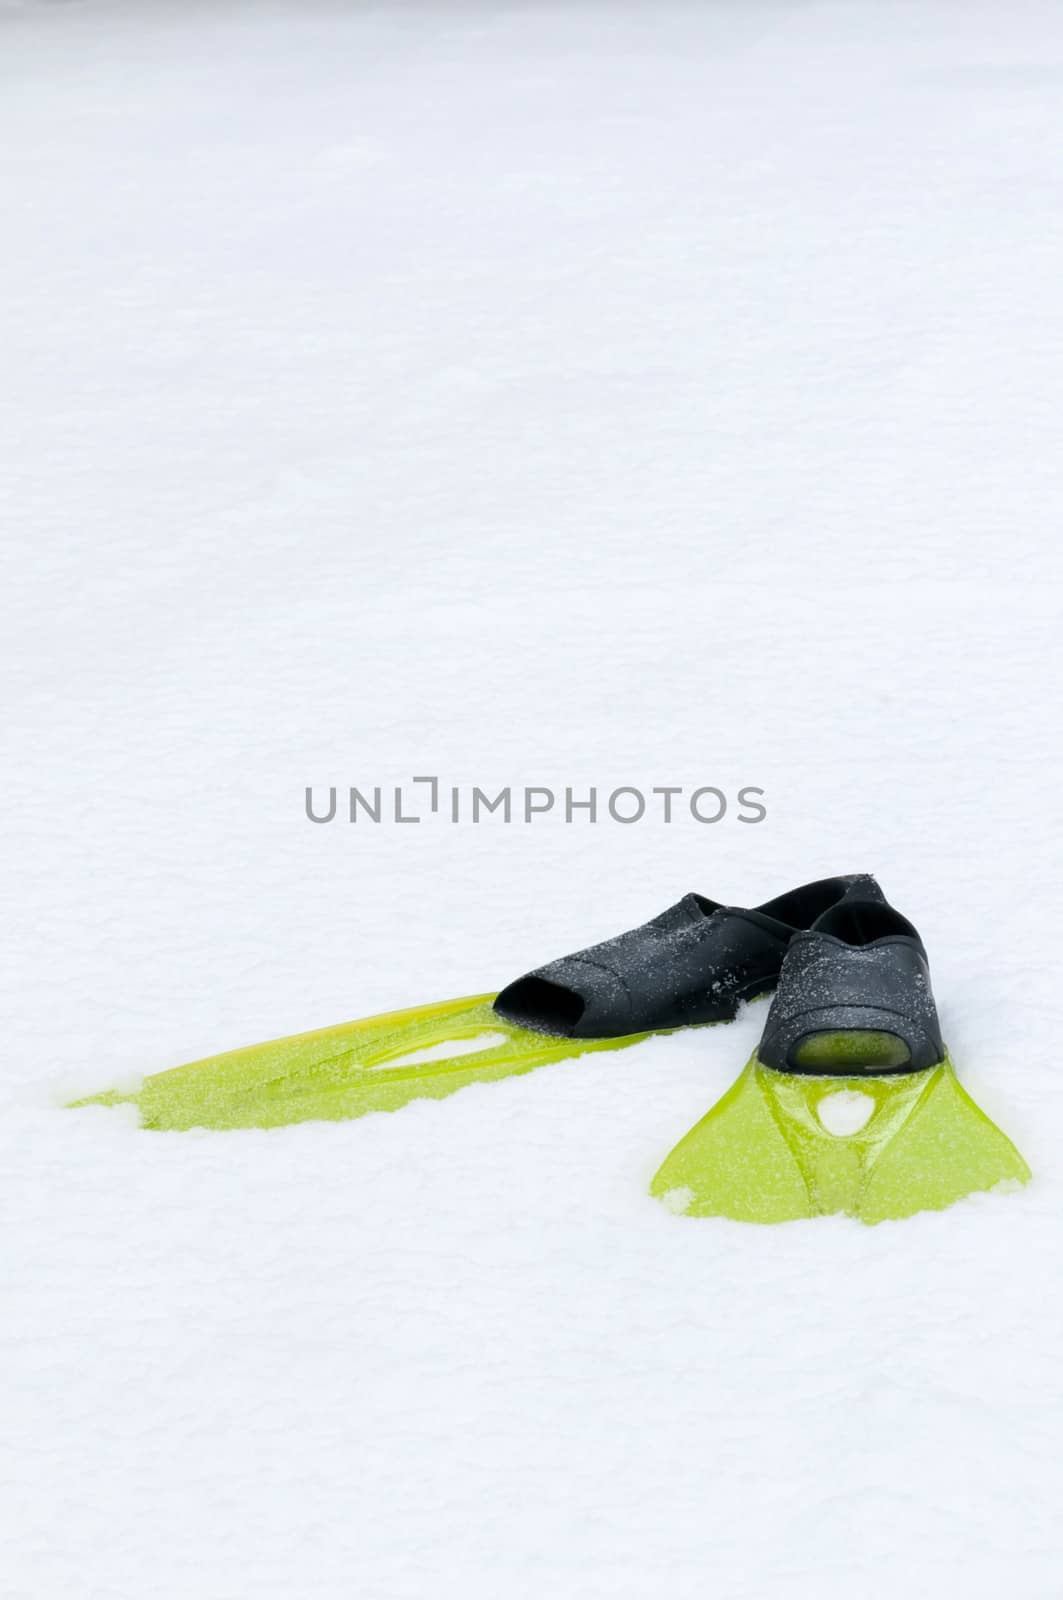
<box><xmin>3</xmin><ymin>2</ymin><xmax>1062</xmax><ymax>1597</ymax></box>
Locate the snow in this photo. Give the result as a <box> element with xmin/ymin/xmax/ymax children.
<box><xmin>3</xmin><ymin>1</ymin><xmax>1062</xmax><ymax>1594</ymax></box>
<box><xmin>381</xmin><ymin>1028</ymin><xmax>512</xmax><ymax>1070</ymax></box>
<box><xmin>817</xmin><ymin>1088</ymin><xmax>876</xmax><ymax>1136</ymax></box>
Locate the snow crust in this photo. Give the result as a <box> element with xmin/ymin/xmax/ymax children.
<box><xmin>3</xmin><ymin>2</ymin><xmax>1062</xmax><ymax>1595</ymax></box>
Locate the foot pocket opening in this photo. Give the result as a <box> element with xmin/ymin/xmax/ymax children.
<box><xmin>789</xmin><ymin>1029</ymin><xmax>911</xmax><ymax>1073</ymax></box>
<box><xmin>492</xmin><ymin>976</ymin><xmax>585</xmax><ymax>1036</ymax></box>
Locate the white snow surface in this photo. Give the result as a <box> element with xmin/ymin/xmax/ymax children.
<box><xmin>3</xmin><ymin>2</ymin><xmax>1063</xmax><ymax>1595</ymax></box>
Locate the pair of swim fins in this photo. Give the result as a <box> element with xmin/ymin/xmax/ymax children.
<box><xmin>77</xmin><ymin>873</ymin><xmax>1030</xmax><ymax>1225</ymax></box>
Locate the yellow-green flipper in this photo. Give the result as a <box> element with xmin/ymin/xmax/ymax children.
<box><xmin>649</xmin><ymin>893</ymin><xmax>1031</xmax><ymax>1224</ymax></box>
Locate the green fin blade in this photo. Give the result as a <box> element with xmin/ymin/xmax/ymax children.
<box><xmin>651</xmin><ymin>1056</ymin><xmax>1030</xmax><ymax>1225</ymax></box>
<box><xmin>70</xmin><ymin>995</ymin><xmax>650</xmax><ymax>1131</ymax></box>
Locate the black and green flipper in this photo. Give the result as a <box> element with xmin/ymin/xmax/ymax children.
<box><xmin>72</xmin><ymin>875</ymin><xmax>878</xmax><ymax>1132</ymax></box>
<box><xmin>651</xmin><ymin>899</ymin><xmax>1030</xmax><ymax>1225</ymax></box>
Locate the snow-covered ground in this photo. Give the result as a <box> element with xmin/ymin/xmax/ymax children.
<box><xmin>4</xmin><ymin>2</ymin><xmax>1063</xmax><ymax>1594</ymax></box>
